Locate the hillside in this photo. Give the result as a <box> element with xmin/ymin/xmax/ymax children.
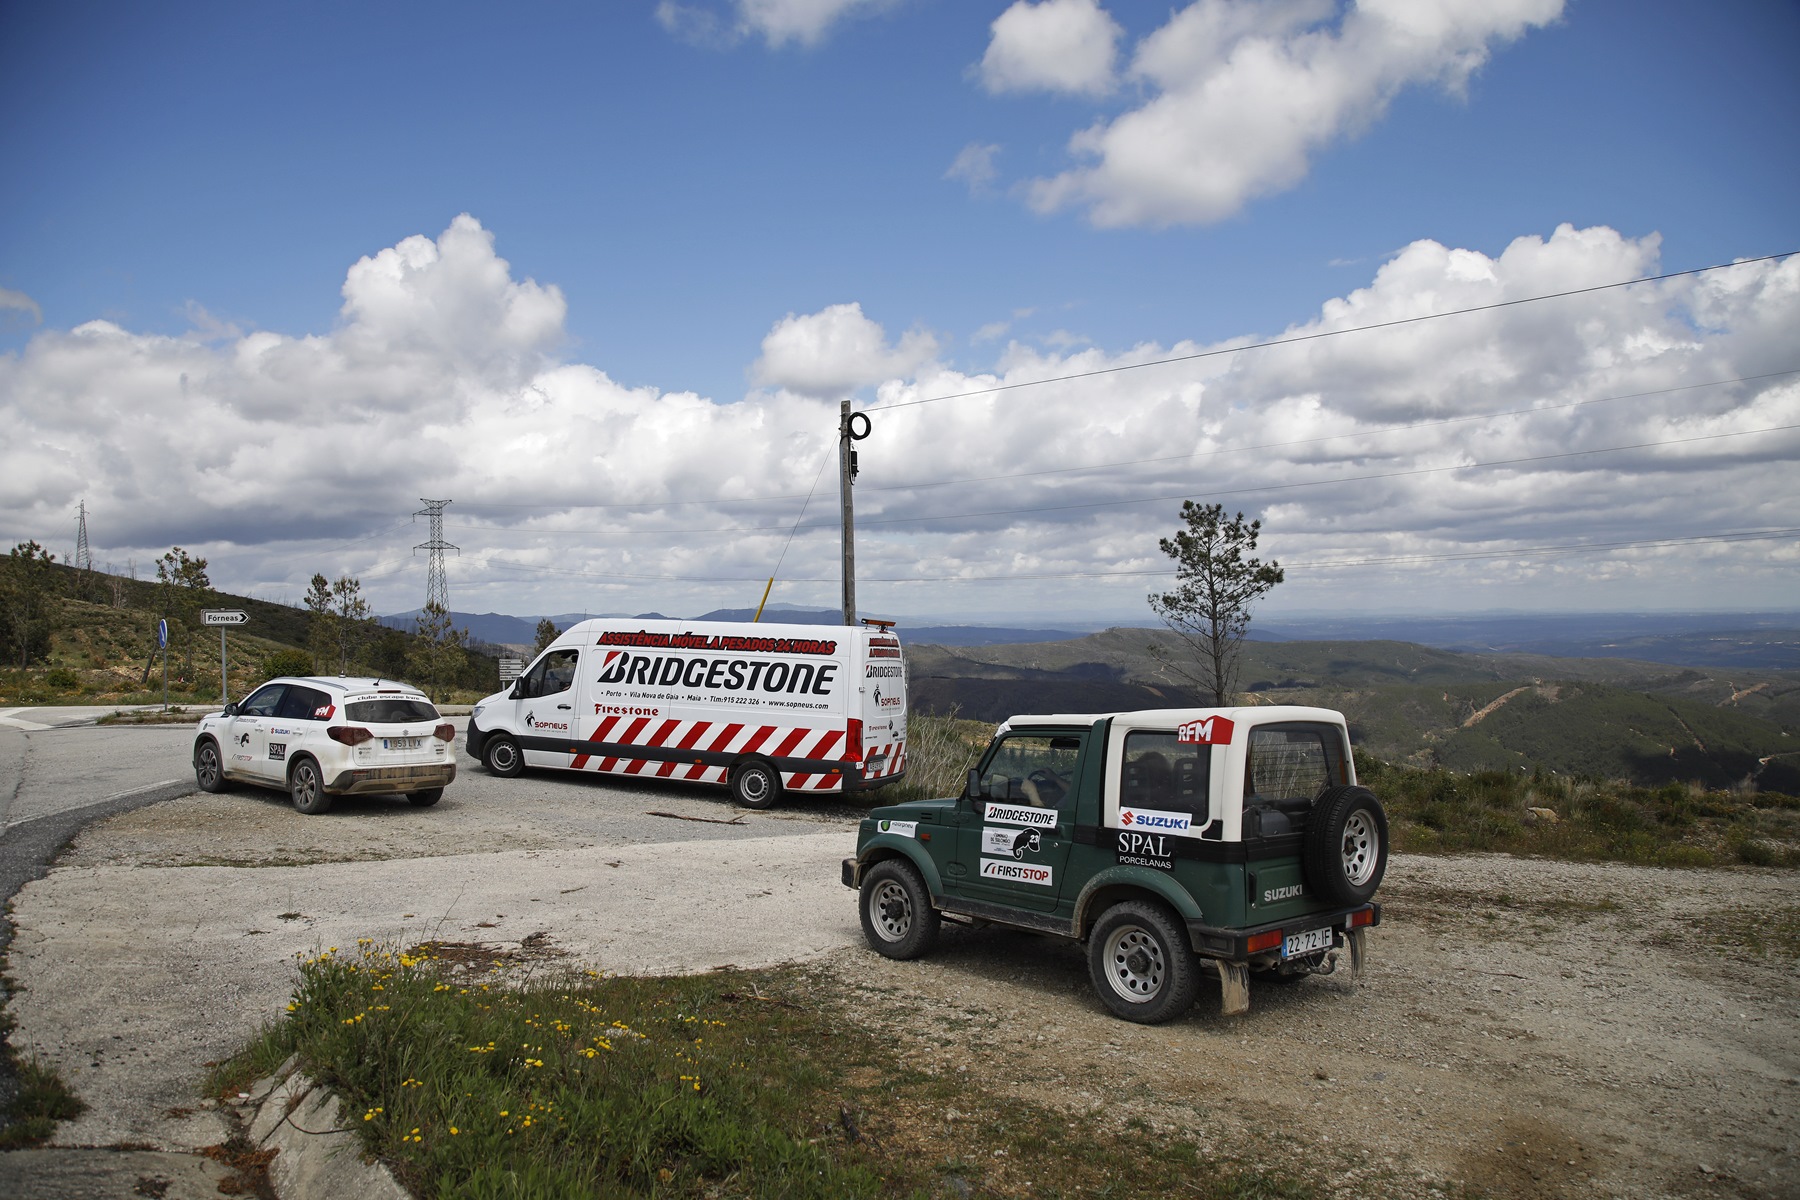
<box><xmin>909</xmin><ymin>628</ymin><xmax>1800</xmax><ymax>792</ymax></box>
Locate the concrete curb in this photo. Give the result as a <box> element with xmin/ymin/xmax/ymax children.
<box><xmin>238</xmin><ymin>1057</ymin><xmax>410</xmax><ymax>1200</ymax></box>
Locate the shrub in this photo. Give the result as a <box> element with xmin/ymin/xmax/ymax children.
<box><xmin>44</xmin><ymin>667</ymin><xmax>79</xmax><ymax>690</ymax></box>
<box><xmin>262</xmin><ymin>649</ymin><xmax>314</xmax><ymax>679</ymax></box>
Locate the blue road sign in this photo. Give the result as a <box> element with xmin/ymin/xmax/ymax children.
<box><xmin>157</xmin><ymin>618</ymin><xmax>168</xmax><ymax>649</ymax></box>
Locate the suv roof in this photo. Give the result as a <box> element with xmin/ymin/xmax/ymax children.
<box><xmin>258</xmin><ymin>676</ymin><xmax>428</xmax><ymax>696</ymax></box>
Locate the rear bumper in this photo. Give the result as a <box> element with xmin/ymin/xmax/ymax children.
<box><xmin>326</xmin><ymin>763</ymin><xmax>457</xmax><ymax>795</ymax></box>
<box><xmin>1186</xmin><ymin>902</ymin><xmax>1381</xmax><ymax>963</ymax></box>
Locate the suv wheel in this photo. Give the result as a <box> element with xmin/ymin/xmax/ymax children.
<box><xmin>288</xmin><ymin>757</ymin><xmax>333</xmax><ymax>815</ymax></box>
<box><xmin>858</xmin><ymin>860</ymin><xmax>940</xmax><ymax>960</ymax></box>
<box><xmin>194</xmin><ymin>739</ymin><xmax>228</xmax><ymax>793</ymax></box>
<box><xmin>1305</xmin><ymin>785</ymin><xmax>1388</xmax><ymax>907</ymax></box>
<box><xmin>483</xmin><ymin>736</ymin><xmax>524</xmax><ymax>778</ymax></box>
<box><xmin>1087</xmin><ymin>900</ymin><xmax>1200</xmax><ymax>1024</ymax></box>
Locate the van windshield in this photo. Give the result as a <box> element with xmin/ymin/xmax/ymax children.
<box><xmin>345</xmin><ymin>698</ymin><xmax>439</xmax><ymax>723</ymax></box>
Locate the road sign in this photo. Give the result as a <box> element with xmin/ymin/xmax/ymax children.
<box><xmin>202</xmin><ymin>610</ymin><xmax>249</xmax><ymax>626</ymax></box>
<box><xmin>156</xmin><ymin>618</ymin><xmax>168</xmax><ymax>648</ymax></box>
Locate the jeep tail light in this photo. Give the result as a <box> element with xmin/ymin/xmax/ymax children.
<box><xmin>1246</xmin><ymin>930</ymin><xmax>1282</xmax><ymax>954</ymax></box>
<box><xmin>328</xmin><ymin>726</ymin><xmax>374</xmax><ymax>746</ymax></box>
<box><xmin>433</xmin><ymin>723</ymin><xmax>456</xmax><ymax>742</ymax></box>
<box><xmin>1348</xmin><ymin>908</ymin><xmax>1375</xmax><ymax>928</ymax></box>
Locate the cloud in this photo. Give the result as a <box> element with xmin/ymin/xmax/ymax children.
<box><xmin>1023</xmin><ymin>0</ymin><xmax>1564</xmax><ymax>227</ymax></box>
<box><xmin>1</xmin><ymin>218</ymin><xmax>1793</xmax><ymax>619</ymax></box>
<box><xmin>979</xmin><ymin>0</ymin><xmax>1122</xmax><ymax>97</ymax></box>
<box><xmin>0</xmin><ymin>286</ymin><xmax>43</xmax><ymax>327</ymax></box>
<box><xmin>946</xmin><ymin>142</ymin><xmax>1002</xmax><ymax>193</ymax></box>
<box><xmin>751</xmin><ymin>302</ymin><xmax>939</xmax><ymax>397</ymax></box>
<box><xmin>656</xmin><ymin>0</ymin><xmax>892</xmax><ymax>49</ymax></box>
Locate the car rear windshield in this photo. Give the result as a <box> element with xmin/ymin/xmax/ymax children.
<box><xmin>344</xmin><ymin>698</ymin><xmax>439</xmax><ymax>723</ymax></box>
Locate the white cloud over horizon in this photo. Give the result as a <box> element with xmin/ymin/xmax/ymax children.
<box><xmin>1009</xmin><ymin>0</ymin><xmax>1565</xmax><ymax>227</ymax></box>
<box><xmin>980</xmin><ymin>0</ymin><xmax>1123</xmax><ymax>97</ymax></box>
<box><xmin>2</xmin><ymin>216</ymin><xmax>1795</xmax><ymax>622</ymax></box>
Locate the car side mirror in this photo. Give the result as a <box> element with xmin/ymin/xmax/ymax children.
<box><xmin>222</xmin><ymin>702</ymin><xmax>238</xmax><ymax>717</ymax></box>
<box><xmin>966</xmin><ymin>768</ymin><xmax>981</xmax><ymax>802</ymax></box>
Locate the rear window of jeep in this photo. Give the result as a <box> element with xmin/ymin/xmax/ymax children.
<box><xmin>1120</xmin><ymin>731</ymin><xmax>1210</xmax><ymax>826</ymax></box>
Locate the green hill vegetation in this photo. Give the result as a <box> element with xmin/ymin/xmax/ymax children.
<box><xmin>0</xmin><ymin>556</ymin><xmax>498</xmax><ymax>706</ymax></box>
<box><xmin>910</xmin><ymin>628</ymin><xmax>1800</xmax><ymax>794</ymax></box>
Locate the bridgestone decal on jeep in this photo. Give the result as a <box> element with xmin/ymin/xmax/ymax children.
<box><xmin>979</xmin><ymin>859</ymin><xmax>1053</xmax><ymax>886</ymax></box>
<box><xmin>1118</xmin><ymin>806</ymin><xmax>1192</xmax><ymax>833</ymax></box>
<box><xmin>1116</xmin><ymin>830</ymin><xmax>1174</xmax><ymax>871</ymax></box>
<box><xmin>982</xmin><ymin>827</ymin><xmax>1041</xmax><ymax>858</ymax></box>
<box><xmin>983</xmin><ymin>802</ymin><xmax>1058</xmax><ymax>828</ymax></box>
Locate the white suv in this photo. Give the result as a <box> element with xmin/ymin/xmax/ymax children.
<box><xmin>193</xmin><ymin>677</ymin><xmax>457</xmax><ymax>814</ymax></box>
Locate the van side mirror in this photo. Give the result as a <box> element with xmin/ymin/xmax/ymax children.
<box><xmin>509</xmin><ymin>680</ymin><xmax>526</xmax><ymax>700</ymax></box>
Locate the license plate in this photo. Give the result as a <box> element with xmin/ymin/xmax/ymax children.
<box><xmin>1283</xmin><ymin>927</ymin><xmax>1333</xmax><ymax>958</ymax></box>
<box><xmin>382</xmin><ymin>737</ymin><xmax>422</xmax><ymax>750</ymax></box>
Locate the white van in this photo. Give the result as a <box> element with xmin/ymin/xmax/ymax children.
<box><xmin>465</xmin><ymin>618</ymin><xmax>908</xmax><ymax>808</ymax></box>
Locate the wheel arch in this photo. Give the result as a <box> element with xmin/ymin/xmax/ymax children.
<box><xmin>856</xmin><ymin>842</ymin><xmax>944</xmax><ymax>899</ymax></box>
<box><xmin>286</xmin><ymin>751</ymin><xmax>326</xmax><ymax>788</ymax></box>
<box><xmin>1073</xmin><ymin>869</ymin><xmax>1205</xmax><ymax>942</ymax></box>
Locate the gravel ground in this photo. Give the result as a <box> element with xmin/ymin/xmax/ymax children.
<box><xmin>9</xmin><ymin>779</ymin><xmax>1798</xmax><ymax>1199</ymax></box>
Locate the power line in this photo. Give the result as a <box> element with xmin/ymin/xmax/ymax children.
<box><xmin>443</xmin><ymin>420</ymin><xmax>1799</xmax><ymax>538</ymax></box>
<box><xmin>469</xmin><ymin>526</ymin><xmax>1800</xmax><ymax>586</ymax></box>
<box><xmin>868</xmin><ymin>251</ymin><xmax>1797</xmax><ymax>413</ymax></box>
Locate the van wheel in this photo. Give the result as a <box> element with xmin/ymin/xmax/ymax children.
<box><xmin>1088</xmin><ymin>901</ymin><xmax>1199</xmax><ymax>1024</ymax></box>
<box><xmin>483</xmin><ymin>736</ymin><xmax>524</xmax><ymax>778</ymax></box>
<box><xmin>730</xmin><ymin>760</ymin><xmax>781</xmax><ymax>810</ymax></box>
<box><xmin>1305</xmin><ymin>785</ymin><xmax>1388</xmax><ymax>906</ymax></box>
<box><xmin>859</xmin><ymin>860</ymin><xmax>940</xmax><ymax>959</ymax></box>
<box><xmin>288</xmin><ymin>757</ymin><xmax>333</xmax><ymax>815</ymax></box>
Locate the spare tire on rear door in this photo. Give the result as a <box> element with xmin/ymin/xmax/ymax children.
<box><xmin>1304</xmin><ymin>784</ymin><xmax>1388</xmax><ymax>906</ymax></box>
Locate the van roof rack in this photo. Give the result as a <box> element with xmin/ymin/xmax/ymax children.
<box><xmin>861</xmin><ymin>618</ymin><xmax>897</xmax><ymax>629</ymax></box>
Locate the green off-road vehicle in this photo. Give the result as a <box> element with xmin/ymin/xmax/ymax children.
<box><xmin>842</xmin><ymin>706</ymin><xmax>1386</xmax><ymax>1023</ymax></box>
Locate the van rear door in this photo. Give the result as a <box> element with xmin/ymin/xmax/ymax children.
<box><xmin>857</xmin><ymin>629</ymin><xmax>906</xmax><ymax>781</ymax></box>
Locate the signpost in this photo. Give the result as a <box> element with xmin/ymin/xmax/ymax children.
<box><xmin>203</xmin><ymin>610</ymin><xmax>249</xmax><ymax>706</ymax></box>
<box><xmin>157</xmin><ymin>618</ymin><xmax>169</xmax><ymax>710</ymax></box>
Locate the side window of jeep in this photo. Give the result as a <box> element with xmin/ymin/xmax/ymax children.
<box><xmin>1121</xmin><ymin>731</ymin><xmax>1212</xmax><ymax>832</ymax></box>
<box><xmin>978</xmin><ymin>734</ymin><xmax>1082</xmax><ymax>813</ymax></box>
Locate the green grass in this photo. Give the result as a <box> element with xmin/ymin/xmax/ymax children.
<box><xmin>1360</xmin><ymin>754</ymin><xmax>1800</xmax><ymax>868</ymax></box>
<box><xmin>0</xmin><ymin>999</ymin><xmax>86</xmax><ymax>1148</ymax></box>
<box><xmin>213</xmin><ymin>942</ymin><xmax>1317</xmax><ymax>1200</ymax></box>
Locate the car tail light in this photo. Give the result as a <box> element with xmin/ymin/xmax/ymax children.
<box><xmin>1246</xmin><ymin>930</ymin><xmax>1282</xmax><ymax>954</ymax></box>
<box><xmin>328</xmin><ymin>726</ymin><xmax>374</xmax><ymax>746</ymax></box>
<box><xmin>1348</xmin><ymin>908</ymin><xmax>1375</xmax><ymax>928</ymax></box>
<box><xmin>433</xmin><ymin>724</ymin><xmax>455</xmax><ymax>742</ymax></box>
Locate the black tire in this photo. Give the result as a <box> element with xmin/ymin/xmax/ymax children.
<box><xmin>194</xmin><ymin>739</ymin><xmax>227</xmax><ymax>793</ymax></box>
<box><xmin>407</xmin><ymin>788</ymin><xmax>444</xmax><ymax>807</ymax></box>
<box><xmin>730</xmin><ymin>759</ymin><xmax>781</xmax><ymax>810</ymax></box>
<box><xmin>858</xmin><ymin>859</ymin><xmax>940</xmax><ymax>960</ymax></box>
<box><xmin>1087</xmin><ymin>900</ymin><xmax>1200</xmax><ymax>1024</ymax></box>
<box><xmin>288</xmin><ymin>757</ymin><xmax>333</xmax><ymax>815</ymax></box>
<box><xmin>483</xmin><ymin>736</ymin><xmax>524</xmax><ymax>778</ymax></box>
<box><xmin>1305</xmin><ymin>785</ymin><xmax>1388</xmax><ymax>906</ymax></box>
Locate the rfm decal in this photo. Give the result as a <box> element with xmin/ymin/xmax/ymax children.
<box><xmin>1176</xmin><ymin>716</ymin><xmax>1235</xmax><ymax>745</ymax></box>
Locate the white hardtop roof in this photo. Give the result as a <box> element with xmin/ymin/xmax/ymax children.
<box><xmin>997</xmin><ymin>705</ymin><xmax>1346</xmax><ymax>734</ymax></box>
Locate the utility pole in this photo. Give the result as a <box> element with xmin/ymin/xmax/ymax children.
<box><xmin>838</xmin><ymin>402</ymin><xmax>871</xmax><ymax>627</ymax></box>
<box><xmin>74</xmin><ymin>500</ymin><xmax>93</xmax><ymax>571</ymax></box>
<box><xmin>413</xmin><ymin>498</ymin><xmax>459</xmax><ymax>614</ymax></box>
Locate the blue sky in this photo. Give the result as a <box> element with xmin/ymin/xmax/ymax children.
<box><xmin>3</xmin><ymin>0</ymin><xmax>1798</xmax><ymax>624</ymax></box>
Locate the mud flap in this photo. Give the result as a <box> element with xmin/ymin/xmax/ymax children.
<box><xmin>1347</xmin><ymin>928</ymin><xmax>1367</xmax><ymax>982</ymax></box>
<box><xmin>1217</xmin><ymin>960</ymin><xmax>1250</xmax><ymax>1016</ymax></box>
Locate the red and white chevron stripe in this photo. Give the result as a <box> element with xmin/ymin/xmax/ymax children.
<box><xmin>568</xmin><ymin>713</ymin><xmax>883</xmax><ymax>792</ymax></box>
